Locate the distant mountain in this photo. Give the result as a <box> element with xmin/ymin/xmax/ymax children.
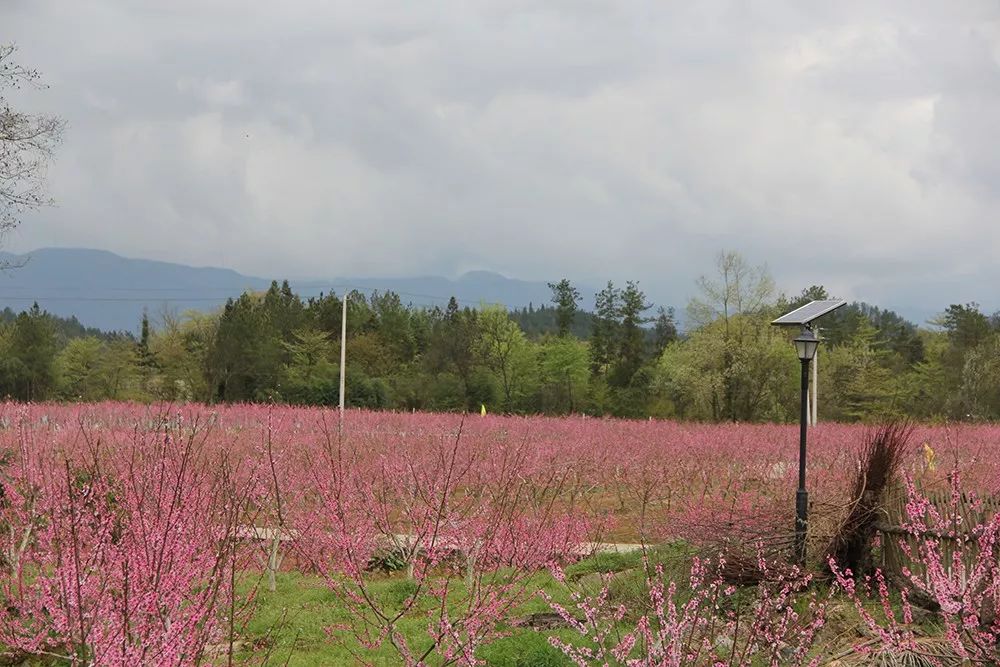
<box><xmin>0</xmin><ymin>248</ymin><xmax>587</xmax><ymax>332</ymax></box>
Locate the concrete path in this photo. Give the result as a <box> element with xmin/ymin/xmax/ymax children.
<box><xmin>238</xmin><ymin>526</ymin><xmax>644</xmax><ymax>555</ymax></box>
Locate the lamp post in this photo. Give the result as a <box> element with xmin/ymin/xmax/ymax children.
<box><xmin>792</xmin><ymin>327</ymin><xmax>819</xmax><ymax>564</ymax></box>
<box><xmin>772</xmin><ymin>299</ymin><xmax>845</xmax><ymax>564</ymax></box>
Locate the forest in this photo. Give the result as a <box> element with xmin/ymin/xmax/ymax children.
<box><xmin>0</xmin><ymin>251</ymin><xmax>995</xmax><ymax>423</ymax></box>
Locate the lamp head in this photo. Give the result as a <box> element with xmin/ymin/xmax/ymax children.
<box><xmin>793</xmin><ymin>327</ymin><xmax>819</xmax><ymax>361</ymax></box>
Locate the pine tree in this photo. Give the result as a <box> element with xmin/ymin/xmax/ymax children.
<box><xmin>138</xmin><ymin>311</ymin><xmax>156</xmax><ymax>369</ymax></box>
<box><xmin>9</xmin><ymin>303</ymin><xmax>58</xmax><ymax>400</ymax></box>
<box><xmin>652</xmin><ymin>306</ymin><xmax>678</xmax><ymax>357</ymax></box>
<box><xmin>590</xmin><ymin>281</ymin><xmax>620</xmax><ymax>376</ymax></box>
<box><xmin>612</xmin><ymin>281</ymin><xmax>652</xmax><ymax>387</ymax></box>
<box><xmin>548</xmin><ymin>279</ymin><xmax>581</xmax><ymax>338</ymax></box>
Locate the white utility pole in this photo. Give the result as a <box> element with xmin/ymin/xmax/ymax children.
<box><xmin>811</xmin><ymin>337</ymin><xmax>819</xmax><ymax>425</ymax></box>
<box><xmin>805</xmin><ymin>374</ymin><xmax>812</xmax><ymax>427</ymax></box>
<box><xmin>339</xmin><ymin>293</ymin><xmax>347</xmax><ymax>429</ymax></box>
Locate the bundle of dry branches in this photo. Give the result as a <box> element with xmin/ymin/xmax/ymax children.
<box><xmin>825</xmin><ymin>421</ymin><xmax>913</xmax><ymax>577</ymax></box>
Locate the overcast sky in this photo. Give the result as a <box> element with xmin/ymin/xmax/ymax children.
<box><xmin>4</xmin><ymin>1</ymin><xmax>1000</xmax><ymax>319</ymax></box>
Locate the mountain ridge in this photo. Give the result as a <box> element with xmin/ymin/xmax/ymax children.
<box><xmin>0</xmin><ymin>248</ymin><xmax>587</xmax><ymax>332</ymax></box>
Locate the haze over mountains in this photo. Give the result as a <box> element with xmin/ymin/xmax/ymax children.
<box><xmin>0</xmin><ymin>248</ymin><xmax>593</xmax><ymax>332</ymax></box>
<box><xmin>0</xmin><ymin>248</ymin><xmax>949</xmax><ymax>334</ymax></box>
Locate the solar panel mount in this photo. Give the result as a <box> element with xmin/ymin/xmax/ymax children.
<box><xmin>771</xmin><ymin>299</ymin><xmax>847</xmax><ymax>327</ymax></box>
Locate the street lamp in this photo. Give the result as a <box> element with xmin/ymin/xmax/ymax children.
<box><xmin>772</xmin><ymin>299</ymin><xmax>846</xmax><ymax>565</ymax></box>
<box><xmin>793</xmin><ymin>327</ymin><xmax>818</xmax><ymax>564</ymax></box>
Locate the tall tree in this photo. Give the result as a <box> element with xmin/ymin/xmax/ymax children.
<box><xmin>370</xmin><ymin>290</ymin><xmax>417</xmax><ymax>362</ymax></box>
<box><xmin>686</xmin><ymin>251</ymin><xmax>775</xmax><ymax>422</ymax></box>
<box><xmin>96</xmin><ymin>338</ymin><xmax>142</xmax><ymax>400</ymax></box>
<box><xmin>931</xmin><ymin>302</ymin><xmax>993</xmax><ymax>416</ymax></box>
<box><xmin>56</xmin><ymin>337</ymin><xmax>105</xmax><ymax>400</ymax></box>
<box><xmin>687</xmin><ymin>251</ymin><xmax>774</xmax><ymax>327</ymax></box>
<box><xmin>149</xmin><ymin>310</ymin><xmax>215</xmax><ymax>401</ymax></box>
<box><xmin>425</xmin><ymin>297</ymin><xmax>482</xmax><ymax>409</ymax></box>
<box><xmin>957</xmin><ymin>333</ymin><xmax>1000</xmax><ymax>420</ymax></box>
<box><xmin>939</xmin><ymin>303</ymin><xmax>991</xmax><ymax>352</ymax></box>
<box><xmin>280</xmin><ymin>327</ymin><xmax>338</xmax><ymax>405</ymax></box>
<box><xmin>548</xmin><ymin>279</ymin><xmax>581</xmax><ymax>338</ymax></box>
<box><xmin>657</xmin><ymin>314</ymin><xmax>796</xmax><ymax>422</ymax></box>
<box><xmin>590</xmin><ymin>281</ymin><xmax>620</xmax><ymax>376</ymax></box>
<box><xmin>137</xmin><ymin>311</ymin><xmax>157</xmax><ymax>388</ymax></box>
<box><xmin>898</xmin><ymin>330</ymin><xmax>949</xmax><ymax>419</ymax></box>
<box><xmin>476</xmin><ymin>305</ymin><xmax>534</xmax><ymax>412</ymax></box>
<box><xmin>0</xmin><ymin>44</ymin><xmax>64</xmax><ymax>236</ymax></box>
<box><xmin>536</xmin><ymin>336</ymin><xmax>590</xmax><ymax>414</ymax></box>
<box><xmin>822</xmin><ymin>316</ymin><xmax>900</xmax><ymax>421</ymax></box>
<box><xmin>208</xmin><ymin>293</ymin><xmax>282</xmax><ymax>401</ymax></box>
<box><xmin>652</xmin><ymin>306</ymin><xmax>678</xmax><ymax>357</ymax></box>
<box><xmin>7</xmin><ymin>303</ymin><xmax>57</xmax><ymax>400</ymax></box>
<box><xmin>611</xmin><ymin>281</ymin><xmax>653</xmax><ymax>387</ymax></box>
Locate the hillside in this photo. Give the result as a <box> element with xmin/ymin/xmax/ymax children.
<box><xmin>0</xmin><ymin>248</ymin><xmax>588</xmax><ymax>332</ymax></box>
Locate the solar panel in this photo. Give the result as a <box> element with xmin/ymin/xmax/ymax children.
<box><xmin>771</xmin><ymin>300</ymin><xmax>847</xmax><ymax>326</ymax></box>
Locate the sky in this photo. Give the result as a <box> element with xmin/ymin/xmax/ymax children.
<box><xmin>3</xmin><ymin>1</ymin><xmax>1000</xmax><ymax>321</ymax></box>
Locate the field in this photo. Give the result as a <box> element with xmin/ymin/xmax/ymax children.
<box><xmin>1</xmin><ymin>403</ymin><xmax>998</xmax><ymax>665</ymax></box>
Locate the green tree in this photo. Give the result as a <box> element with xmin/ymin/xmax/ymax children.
<box><xmin>55</xmin><ymin>337</ymin><xmax>104</xmax><ymax>400</ymax></box>
<box><xmin>208</xmin><ymin>293</ymin><xmax>283</xmax><ymax>401</ymax></box>
<box><xmin>939</xmin><ymin>302</ymin><xmax>992</xmax><ymax>351</ymax></box>
<box><xmin>547</xmin><ymin>279</ymin><xmax>581</xmax><ymax>338</ymax></box>
<box><xmin>425</xmin><ymin>298</ymin><xmax>481</xmax><ymax>410</ymax></box>
<box><xmin>611</xmin><ymin>281</ymin><xmax>652</xmax><ymax>387</ymax></box>
<box><xmin>139</xmin><ymin>311</ymin><xmax>152</xmax><ymax>361</ymax></box>
<box><xmin>7</xmin><ymin>303</ymin><xmax>58</xmax><ymax>400</ymax></box>
<box><xmin>957</xmin><ymin>333</ymin><xmax>1000</xmax><ymax>420</ymax></box>
<box><xmin>280</xmin><ymin>327</ymin><xmax>338</xmax><ymax>404</ymax></box>
<box><xmin>687</xmin><ymin>251</ymin><xmax>774</xmax><ymax>328</ymax></box>
<box><xmin>590</xmin><ymin>281</ymin><xmax>620</xmax><ymax>376</ymax></box>
<box><xmin>95</xmin><ymin>338</ymin><xmax>142</xmax><ymax>400</ymax></box>
<box><xmin>536</xmin><ymin>336</ymin><xmax>590</xmax><ymax>413</ymax></box>
<box><xmin>476</xmin><ymin>304</ymin><xmax>535</xmax><ymax>412</ymax></box>
<box><xmin>685</xmin><ymin>251</ymin><xmax>776</xmax><ymax>421</ymax></box>
<box><xmin>822</xmin><ymin>316</ymin><xmax>900</xmax><ymax>421</ymax></box>
<box><xmin>657</xmin><ymin>313</ymin><xmax>796</xmax><ymax>422</ymax></box>
<box><xmin>149</xmin><ymin>310</ymin><xmax>216</xmax><ymax>401</ymax></box>
<box><xmin>370</xmin><ymin>290</ymin><xmax>418</xmax><ymax>363</ymax></box>
<box><xmin>652</xmin><ymin>306</ymin><xmax>678</xmax><ymax>357</ymax></box>
<box><xmin>898</xmin><ymin>330</ymin><xmax>949</xmax><ymax>420</ymax></box>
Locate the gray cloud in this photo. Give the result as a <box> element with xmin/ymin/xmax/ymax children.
<box><xmin>3</xmin><ymin>0</ymin><xmax>999</xmax><ymax>319</ymax></box>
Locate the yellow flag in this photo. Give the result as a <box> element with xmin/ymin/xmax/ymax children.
<box><xmin>480</xmin><ymin>404</ymin><xmax>487</xmax><ymax>417</ymax></box>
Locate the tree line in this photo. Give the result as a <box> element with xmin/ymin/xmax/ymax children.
<box><xmin>1</xmin><ymin>251</ymin><xmax>997</xmax><ymax>422</ymax></box>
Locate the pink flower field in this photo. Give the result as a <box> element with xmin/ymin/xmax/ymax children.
<box><xmin>1</xmin><ymin>402</ymin><xmax>997</xmax><ymax>665</ymax></box>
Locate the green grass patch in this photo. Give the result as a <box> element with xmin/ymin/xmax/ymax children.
<box><xmin>233</xmin><ymin>542</ymin><xmax>942</xmax><ymax>665</ymax></box>
<box><xmin>237</xmin><ymin>569</ymin><xmax>584</xmax><ymax>666</ymax></box>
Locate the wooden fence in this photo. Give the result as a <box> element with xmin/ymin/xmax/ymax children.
<box><xmin>877</xmin><ymin>482</ymin><xmax>999</xmax><ymax>586</ymax></box>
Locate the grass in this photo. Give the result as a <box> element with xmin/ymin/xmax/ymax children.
<box><xmin>236</xmin><ymin>570</ymin><xmax>579</xmax><ymax>666</ymax></box>
<box><xmin>235</xmin><ymin>543</ymin><xmax>702</xmax><ymax>665</ymax></box>
<box><xmin>2</xmin><ymin>543</ymin><xmax>950</xmax><ymax>665</ymax></box>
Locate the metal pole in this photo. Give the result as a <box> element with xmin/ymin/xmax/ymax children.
<box><xmin>339</xmin><ymin>293</ymin><xmax>347</xmax><ymax>430</ymax></box>
<box><xmin>795</xmin><ymin>357</ymin><xmax>809</xmax><ymax>565</ymax></box>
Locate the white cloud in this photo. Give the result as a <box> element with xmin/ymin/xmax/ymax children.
<box><xmin>3</xmin><ymin>0</ymin><xmax>1000</xmax><ymax>316</ymax></box>
<box><xmin>177</xmin><ymin>78</ymin><xmax>246</xmax><ymax>107</ymax></box>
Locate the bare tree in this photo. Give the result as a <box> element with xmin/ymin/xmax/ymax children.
<box><xmin>1</xmin><ymin>44</ymin><xmax>64</xmax><ymax>237</ymax></box>
<box><xmin>687</xmin><ymin>250</ymin><xmax>775</xmax><ymax>329</ymax></box>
